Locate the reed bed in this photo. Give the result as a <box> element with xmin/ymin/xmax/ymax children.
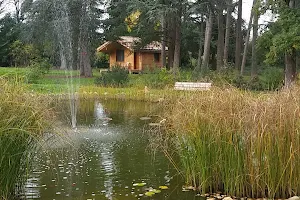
<box><xmin>166</xmin><ymin>87</ymin><xmax>300</xmax><ymax>198</ymax></box>
<box><xmin>0</xmin><ymin>77</ymin><xmax>53</xmax><ymax>199</ymax></box>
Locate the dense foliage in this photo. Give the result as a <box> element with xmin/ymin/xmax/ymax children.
<box><xmin>95</xmin><ymin>66</ymin><xmax>129</xmax><ymax>87</ymax></box>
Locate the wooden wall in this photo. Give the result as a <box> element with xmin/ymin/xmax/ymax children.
<box><xmin>109</xmin><ymin>47</ymin><xmax>134</xmax><ymax>70</ymax></box>
<box><xmin>140</xmin><ymin>52</ymin><xmax>162</xmax><ymax>70</ymax></box>
<box><xmin>109</xmin><ymin>48</ymin><xmax>162</xmax><ymax>71</ymax></box>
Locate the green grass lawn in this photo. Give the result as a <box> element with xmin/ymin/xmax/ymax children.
<box><xmin>0</xmin><ymin>67</ymin><xmax>100</xmax><ymax>93</ymax></box>
<box><xmin>46</xmin><ymin>68</ymin><xmax>102</xmax><ymax>77</ymax></box>
<box><xmin>0</xmin><ymin>67</ymin><xmax>28</xmax><ymax>77</ymax></box>
<box><xmin>31</xmin><ymin>76</ymin><xmax>97</xmax><ymax>93</ymax></box>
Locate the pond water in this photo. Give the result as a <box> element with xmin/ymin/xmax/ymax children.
<box><xmin>22</xmin><ymin>99</ymin><xmax>201</xmax><ymax>200</ymax></box>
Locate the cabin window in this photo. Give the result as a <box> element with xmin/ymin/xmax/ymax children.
<box><xmin>154</xmin><ymin>53</ymin><xmax>160</xmax><ymax>62</ymax></box>
<box><xmin>116</xmin><ymin>50</ymin><xmax>125</xmax><ymax>62</ymax></box>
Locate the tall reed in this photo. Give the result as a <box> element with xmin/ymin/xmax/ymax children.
<box><xmin>0</xmin><ymin>77</ymin><xmax>52</xmax><ymax>199</ymax></box>
<box><xmin>166</xmin><ymin>87</ymin><xmax>300</xmax><ymax>198</ymax></box>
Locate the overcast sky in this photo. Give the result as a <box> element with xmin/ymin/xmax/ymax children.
<box><xmin>242</xmin><ymin>0</ymin><xmax>275</xmax><ymax>25</ymax></box>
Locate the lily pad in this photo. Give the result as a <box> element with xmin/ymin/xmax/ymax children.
<box><xmin>159</xmin><ymin>186</ymin><xmax>169</xmax><ymax>190</ymax></box>
<box><xmin>133</xmin><ymin>183</ymin><xmax>147</xmax><ymax>187</ymax></box>
<box><xmin>152</xmin><ymin>189</ymin><xmax>161</xmax><ymax>193</ymax></box>
<box><xmin>145</xmin><ymin>191</ymin><xmax>155</xmax><ymax>197</ymax></box>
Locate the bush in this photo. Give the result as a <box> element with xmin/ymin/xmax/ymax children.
<box><xmin>129</xmin><ymin>67</ymin><xmax>175</xmax><ymax>89</ymax></box>
<box><xmin>95</xmin><ymin>66</ymin><xmax>129</xmax><ymax>87</ymax></box>
<box><xmin>26</xmin><ymin>59</ymin><xmax>52</xmax><ymax>84</ymax></box>
<box><xmin>209</xmin><ymin>67</ymin><xmax>283</xmax><ymax>91</ymax></box>
<box><xmin>260</xmin><ymin>67</ymin><xmax>284</xmax><ymax>90</ymax></box>
<box><xmin>93</xmin><ymin>52</ymin><xmax>109</xmax><ymax>68</ymax></box>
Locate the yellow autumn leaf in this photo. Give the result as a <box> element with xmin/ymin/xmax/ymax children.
<box><xmin>125</xmin><ymin>10</ymin><xmax>141</xmax><ymax>33</ymax></box>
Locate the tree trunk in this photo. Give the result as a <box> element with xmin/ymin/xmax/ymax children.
<box><xmin>161</xmin><ymin>15</ymin><xmax>167</xmax><ymax>67</ymax></box>
<box><xmin>79</xmin><ymin>0</ymin><xmax>92</xmax><ymax>77</ymax></box>
<box><xmin>251</xmin><ymin>5</ymin><xmax>259</xmax><ymax>77</ymax></box>
<box><xmin>284</xmin><ymin>0</ymin><xmax>296</xmax><ymax>88</ymax></box>
<box><xmin>240</xmin><ymin>0</ymin><xmax>256</xmax><ymax>75</ymax></box>
<box><xmin>194</xmin><ymin>18</ymin><xmax>204</xmax><ymax>76</ymax></box>
<box><xmin>224</xmin><ymin>0</ymin><xmax>233</xmax><ymax>65</ymax></box>
<box><xmin>173</xmin><ymin>6</ymin><xmax>182</xmax><ymax>75</ymax></box>
<box><xmin>167</xmin><ymin>17</ymin><xmax>175</xmax><ymax>69</ymax></box>
<box><xmin>60</xmin><ymin>50</ymin><xmax>67</xmax><ymax>70</ymax></box>
<box><xmin>79</xmin><ymin>40</ymin><xmax>92</xmax><ymax>77</ymax></box>
<box><xmin>285</xmin><ymin>49</ymin><xmax>297</xmax><ymax>88</ymax></box>
<box><xmin>217</xmin><ymin>13</ymin><xmax>225</xmax><ymax>70</ymax></box>
<box><xmin>202</xmin><ymin>11</ymin><xmax>213</xmax><ymax>73</ymax></box>
<box><xmin>235</xmin><ymin>0</ymin><xmax>242</xmax><ymax>70</ymax></box>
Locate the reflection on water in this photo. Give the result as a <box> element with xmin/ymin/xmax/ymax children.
<box><xmin>22</xmin><ymin>99</ymin><xmax>200</xmax><ymax>200</ymax></box>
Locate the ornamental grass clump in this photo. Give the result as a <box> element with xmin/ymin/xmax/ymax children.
<box><xmin>166</xmin><ymin>87</ymin><xmax>300</xmax><ymax>199</ymax></box>
<box><xmin>0</xmin><ymin>77</ymin><xmax>53</xmax><ymax>199</ymax></box>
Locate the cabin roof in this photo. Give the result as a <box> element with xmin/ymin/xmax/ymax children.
<box><xmin>97</xmin><ymin>36</ymin><xmax>166</xmax><ymax>53</ymax></box>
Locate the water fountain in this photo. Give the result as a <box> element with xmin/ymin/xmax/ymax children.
<box><xmin>53</xmin><ymin>0</ymin><xmax>78</xmax><ymax>129</ymax></box>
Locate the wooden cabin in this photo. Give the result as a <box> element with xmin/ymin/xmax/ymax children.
<box><xmin>97</xmin><ymin>36</ymin><xmax>166</xmax><ymax>73</ymax></box>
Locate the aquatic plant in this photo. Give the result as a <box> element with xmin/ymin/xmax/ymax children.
<box><xmin>166</xmin><ymin>87</ymin><xmax>300</xmax><ymax>198</ymax></box>
<box><xmin>0</xmin><ymin>77</ymin><xmax>53</xmax><ymax>199</ymax></box>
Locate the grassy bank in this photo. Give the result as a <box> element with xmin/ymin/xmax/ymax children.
<box><xmin>78</xmin><ymin>86</ymin><xmax>179</xmax><ymax>102</ymax></box>
<box><xmin>0</xmin><ymin>77</ymin><xmax>53</xmax><ymax>199</ymax></box>
<box><xmin>165</xmin><ymin>87</ymin><xmax>300</xmax><ymax>198</ymax></box>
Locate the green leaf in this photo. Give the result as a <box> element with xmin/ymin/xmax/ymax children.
<box><xmin>133</xmin><ymin>182</ymin><xmax>147</xmax><ymax>187</ymax></box>
<box><xmin>159</xmin><ymin>186</ymin><xmax>168</xmax><ymax>190</ymax></box>
<box><xmin>152</xmin><ymin>189</ymin><xmax>161</xmax><ymax>193</ymax></box>
<box><xmin>145</xmin><ymin>191</ymin><xmax>155</xmax><ymax>197</ymax></box>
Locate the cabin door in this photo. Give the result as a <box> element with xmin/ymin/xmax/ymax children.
<box><xmin>134</xmin><ymin>53</ymin><xmax>139</xmax><ymax>70</ymax></box>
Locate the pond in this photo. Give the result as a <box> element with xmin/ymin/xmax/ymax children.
<box><xmin>21</xmin><ymin>99</ymin><xmax>201</xmax><ymax>200</ymax></box>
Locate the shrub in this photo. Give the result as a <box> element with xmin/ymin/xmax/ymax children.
<box><xmin>129</xmin><ymin>67</ymin><xmax>174</xmax><ymax>89</ymax></box>
<box><xmin>93</xmin><ymin>52</ymin><xmax>109</xmax><ymax>68</ymax></box>
<box><xmin>260</xmin><ymin>67</ymin><xmax>284</xmax><ymax>90</ymax></box>
<box><xmin>209</xmin><ymin>67</ymin><xmax>283</xmax><ymax>91</ymax></box>
<box><xmin>95</xmin><ymin>66</ymin><xmax>129</xmax><ymax>87</ymax></box>
<box><xmin>26</xmin><ymin>59</ymin><xmax>52</xmax><ymax>84</ymax></box>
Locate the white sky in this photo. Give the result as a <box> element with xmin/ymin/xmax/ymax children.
<box><xmin>243</xmin><ymin>0</ymin><xmax>253</xmax><ymax>23</ymax></box>
<box><xmin>242</xmin><ymin>0</ymin><xmax>275</xmax><ymax>24</ymax></box>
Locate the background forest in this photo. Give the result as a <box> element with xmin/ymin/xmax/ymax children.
<box><xmin>0</xmin><ymin>0</ymin><xmax>299</xmax><ymax>90</ymax></box>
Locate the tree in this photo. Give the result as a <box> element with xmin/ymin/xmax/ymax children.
<box><xmin>201</xmin><ymin>10</ymin><xmax>213</xmax><ymax>73</ymax></box>
<box><xmin>260</xmin><ymin>0</ymin><xmax>300</xmax><ymax>88</ymax></box>
<box><xmin>78</xmin><ymin>0</ymin><xmax>92</xmax><ymax>77</ymax></box>
<box><xmin>172</xmin><ymin>1</ymin><xmax>182</xmax><ymax>74</ymax></box>
<box><xmin>223</xmin><ymin>0</ymin><xmax>234</xmax><ymax>65</ymax></box>
<box><xmin>251</xmin><ymin>0</ymin><xmax>260</xmax><ymax>77</ymax></box>
<box><xmin>240</xmin><ymin>0</ymin><xmax>256</xmax><ymax>75</ymax></box>
<box><xmin>216</xmin><ymin>3</ymin><xmax>225</xmax><ymax>70</ymax></box>
<box><xmin>161</xmin><ymin>13</ymin><xmax>167</xmax><ymax>67</ymax></box>
<box><xmin>235</xmin><ymin>0</ymin><xmax>242</xmax><ymax>70</ymax></box>
<box><xmin>284</xmin><ymin>0</ymin><xmax>298</xmax><ymax>87</ymax></box>
<box><xmin>0</xmin><ymin>14</ymin><xmax>18</xmax><ymax>66</ymax></box>
<box><xmin>11</xmin><ymin>0</ymin><xmax>32</xmax><ymax>23</ymax></box>
<box><xmin>194</xmin><ymin>16</ymin><xmax>204</xmax><ymax>76</ymax></box>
